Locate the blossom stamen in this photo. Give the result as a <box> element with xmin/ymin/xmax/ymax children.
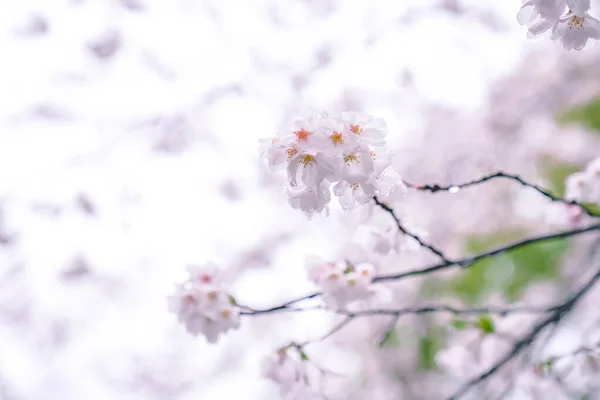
<box><xmin>350</xmin><ymin>124</ymin><xmax>362</xmax><ymax>135</ymax></box>
<box><xmin>329</xmin><ymin>131</ymin><xmax>344</xmax><ymax>145</ymax></box>
<box><xmin>299</xmin><ymin>154</ymin><xmax>316</xmax><ymax>167</ymax></box>
<box><xmin>294</xmin><ymin>128</ymin><xmax>311</xmax><ymax>142</ymax></box>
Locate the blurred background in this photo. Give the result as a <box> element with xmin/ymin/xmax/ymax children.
<box><xmin>1</xmin><ymin>0</ymin><xmax>600</xmax><ymax>399</ymax></box>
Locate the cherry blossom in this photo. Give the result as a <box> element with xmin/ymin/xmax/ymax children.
<box><xmin>167</xmin><ymin>264</ymin><xmax>240</xmax><ymax>343</ymax></box>
<box><xmin>259</xmin><ymin>111</ymin><xmax>402</xmax><ymax>216</ymax></box>
<box><xmin>517</xmin><ymin>0</ymin><xmax>600</xmax><ymax>49</ymax></box>
<box><xmin>564</xmin><ymin>157</ymin><xmax>600</xmax><ymax>203</ymax></box>
<box><xmin>261</xmin><ymin>350</ymin><xmax>326</xmax><ymax>400</ymax></box>
<box><xmin>551</xmin><ymin>8</ymin><xmax>600</xmax><ymax>50</ymax></box>
<box><xmin>305</xmin><ymin>256</ymin><xmax>380</xmax><ymax>309</ymax></box>
<box><xmin>517</xmin><ymin>0</ymin><xmax>566</xmax><ymax>35</ymax></box>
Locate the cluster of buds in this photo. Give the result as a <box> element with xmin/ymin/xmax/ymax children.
<box><xmin>168</xmin><ymin>264</ymin><xmax>240</xmax><ymax>343</ymax></box>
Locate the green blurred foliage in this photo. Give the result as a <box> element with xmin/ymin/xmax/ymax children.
<box><xmin>378</xmin><ymin>324</ymin><xmax>446</xmax><ymax>372</ymax></box>
<box><xmin>420</xmin><ymin>156</ymin><xmax>578</xmax><ymax>305</ymax></box>
<box><xmin>449</xmin><ymin>230</ymin><xmax>568</xmax><ymax>304</ymax></box>
<box><xmin>557</xmin><ymin>96</ymin><xmax>600</xmax><ymax>133</ymax></box>
<box><xmin>450</xmin><ymin>318</ymin><xmax>468</xmax><ymax>330</ymax></box>
<box><xmin>475</xmin><ymin>314</ymin><xmax>495</xmax><ymax>334</ymax></box>
<box><xmin>537</xmin><ymin>155</ymin><xmax>582</xmax><ymax>197</ymax></box>
<box><xmin>418</xmin><ymin>326</ymin><xmax>445</xmax><ymax>371</ymax></box>
<box><xmin>379</xmin><ymin>326</ymin><xmax>400</xmax><ymax>348</ymax></box>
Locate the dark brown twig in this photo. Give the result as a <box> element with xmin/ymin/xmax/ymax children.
<box><xmin>406</xmin><ymin>171</ymin><xmax>600</xmax><ymax>218</ymax></box>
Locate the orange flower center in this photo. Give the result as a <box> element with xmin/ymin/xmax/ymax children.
<box><xmin>344</xmin><ymin>153</ymin><xmax>359</xmax><ymax>164</ymax></box>
<box><xmin>184</xmin><ymin>295</ymin><xmax>196</xmax><ymax>304</ymax></box>
<box><xmin>330</xmin><ymin>132</ymin><xmax>343</xmax><ymax>145</ymax></box>
<box><xmin>286</xmin><ymin>147</ymin><xmax>298</xmax><ymax>159</ymax></box>
<box><xmin>350</xmin><ymin>124</ymin><xmax>362</xmax><ymax>135</ymax></box>
<box><xmin>294</xmin><ymin>128</ymin><xmax>311</xmax><ymax>142</ymax></box>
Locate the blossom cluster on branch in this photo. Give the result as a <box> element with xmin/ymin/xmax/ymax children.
<box><xmin>168</xmin><ymin>264</ymin><xmax>241</xmax><ymax>343</ymax></box>
<box><xmin>518</xmin><ymin>0</ymin><xmax>600</xmax><ymax>50</ymax></box>
<box><xmin>167</xmin><ymin>110</ymin><xmax>600</xmax><ymax>399</ymax></box>
<box><xmin>259</xmin><ymin>111</ymin><xmax>404</xmax><ymax>216</ymax></box>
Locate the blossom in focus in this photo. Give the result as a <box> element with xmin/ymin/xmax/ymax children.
<box><xmin>259</xmin><ymin>111</ymin><xmax>402</xmax><ymax>216</ymax></box>
<box><xmin>168</xmin><ymin>263</ymin><xmax>240</xmax><ymax>343</ymax></box>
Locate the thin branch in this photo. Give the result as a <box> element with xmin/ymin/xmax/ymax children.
<box><xmin>374</xmin><ymin>196</ymin><xmax>451</xmax><ymax>262</ymax></box>
<box><xmin>406</xmin><ymin>171</ymin><xmax>600</xmax><ymax>218</ymax></box>
<box><xmin>238</xmin><ymin>292</ymin><xmax>321</xmax><ymax>315</ymax></box>
<box><xmin>299</xmin><ymin>316</ymin><xmax>354</xmax><ymax>347</ymax></box>
<box><xmin>339</xmin><ymin>304</ymin><xmax>558</xmax><ymax>319</ymax></box>
<box><xmin>239</xmin><ymin>223</ymin><xmax>600</xmax><ymax>316</ymax></box>
<box><xmin>448</xmin><ymin>265</ymin><xmax>600</xmax><ymax>400</ymax></box>
<box><xmin>374</xmin><ymin>222</ymin><xmax>600</xmax><ymax>283</ymax></box>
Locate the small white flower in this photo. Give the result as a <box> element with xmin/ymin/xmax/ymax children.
<box><xmin>261</xmin><ymin>350</ymin><xmax>326</xmax><ymax>400</ymax></box>
<box><xmin>186</xmin><ymin>263</ymin><xmax>221</xmax><ymax>284</ymax></box>
<box><xmin>544</xmin><ymin>203</ymin><xmax>584</xmax><ymax>227</ymax></box>
<box><xmin>517</xmin><ymin>0</ymin><xmax>566</xmax><ymax>35</ymax></box>
<box><xmin>168</xmin><ymin>264</ymin><xmax>240</xmax><ymax>343</ymax></box>
<box><xmin>259</xmin><ymin>137</ymin><xmax>299</xmax><ymax>171</ymax></box>
<box><xmin>261</xmin><ymin>352</ymin><xmax>305</xmax><ymax>395</ymax></box>
<box><xmin>371</xmin><ymin>164</ymin><xmax>406</xmax><ymax>198</ymax></box>
<box><xmin>333</xmin><ymin>180</ymin><xmax>375</xmax><ymax>210</ymax></box>
<box><xmin>316</xmin><ymin>116</ymin><xmax>360</xmax><ymax>157</ymax></box>
<box><xmin>277</xmin><ymin>116</ymin><xmax>321</xmax><ymax>152</ymax></box>
<box><xmin>551</xmin><ymin>7</ymin><xmax>600</xmax><ymax>50</ymax></box>
<box><xmin>287</xmin><ymin>152</ymin><xmax>341</xmax><ymax>188</ymax></box>
<box><xmin>517</xmin><ymin>0</ymin><xmax>567</xmax><ymax>31</ymax></box>
<box><xmin>568</xmin><ymin>0</ymin><xmax>591</xmax><ymax>15</ymax></box>
<box><xmin>565</xmin><ymin>170</ymin><xmax>600</xmax><ymax>203</ymax></box>
<box><xmin>287</xmin><ymin>183</ymin><xmax>331</xmax><ymax>215</ymax></box>
<box><xmin>341</xmin><ymin>111</ymin><xmax>388</xmax><ymax>147</ymax></box>
<box><xmin>341</xmin><ymin>148</ymin><xmax>375</xmax><ymax>183</ymax></box>
<box><xmin>305</xmin><ymin>255</ymin><xmax>381</xmax><ymax>309</ymax></box>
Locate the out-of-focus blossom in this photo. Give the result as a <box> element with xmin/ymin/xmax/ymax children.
<box><xmin>261</xmin><ymin>350</ymin><xmax>326</xmax><ymax>400</ymax></box>
<box><xmin>305</xmin><ymin>256</ymin><xmax>382</xmax><ymax>309</ymax></box>
<box><xmin>168</xmin><ymin>264</ymin><xmax>240</xmax><ymax>343</ymax></box>
<box><xmin>565</xmin><ymin>157</ymin><xmax>600</xmax><ymax>203</ymax></box>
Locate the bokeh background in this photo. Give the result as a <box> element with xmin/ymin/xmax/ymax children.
<box><xmin>2</xmin><ymin>0</ymin><xmax>600</xmax><ymax>399</ymax></box>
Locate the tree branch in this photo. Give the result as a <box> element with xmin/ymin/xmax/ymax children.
<box><xmin>405</xmin><ymin>171</ymin><xmax>600</xmax><ymax>218</ymax></box>
<box><xmin>448</xmin><ymin>265</ymin><xmax>600</xmax><ymax>400</ymax></box>
<box><xmin>374</xmin><ymin>196</ymin><xmax>451</xmax><ymax>262</ymax></box>
<box><xmin>374</xmin><ymin>222</ymin><xmax>600</xmax><ymax>283</ymax></box>
<box><xmin>240</xmin><ymin>223</ymin><xmax>600</xmax><ymax>315</ymax></box>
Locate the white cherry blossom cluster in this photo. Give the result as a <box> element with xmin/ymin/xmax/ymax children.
<box><xmin>168</xmin><ymin>264</ymin><xmax>240</xmax><ymax>343</ymax></box>
<box><xmin>305</xmin><ymin>255</ymin><xmax>381</xmax><ymax>310</ymax></box>
<box><xmin>260</xmin><ymin>111</ymin><xmax>404</xmax><ymax>216</ymax></box>
<box><xmin>565</xmin><ymin>156</ymin><xmax>600</xmax><ymax>203</ymax></box>
<box><xmin>261</xmin><ymin>349</ymin><xmax>325</xmax><ymax>400</ymax></box>
<box><xmin>518</xmin><ymin>0</ymin><xmax>600</xmax><ymax>50</ymax></box>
